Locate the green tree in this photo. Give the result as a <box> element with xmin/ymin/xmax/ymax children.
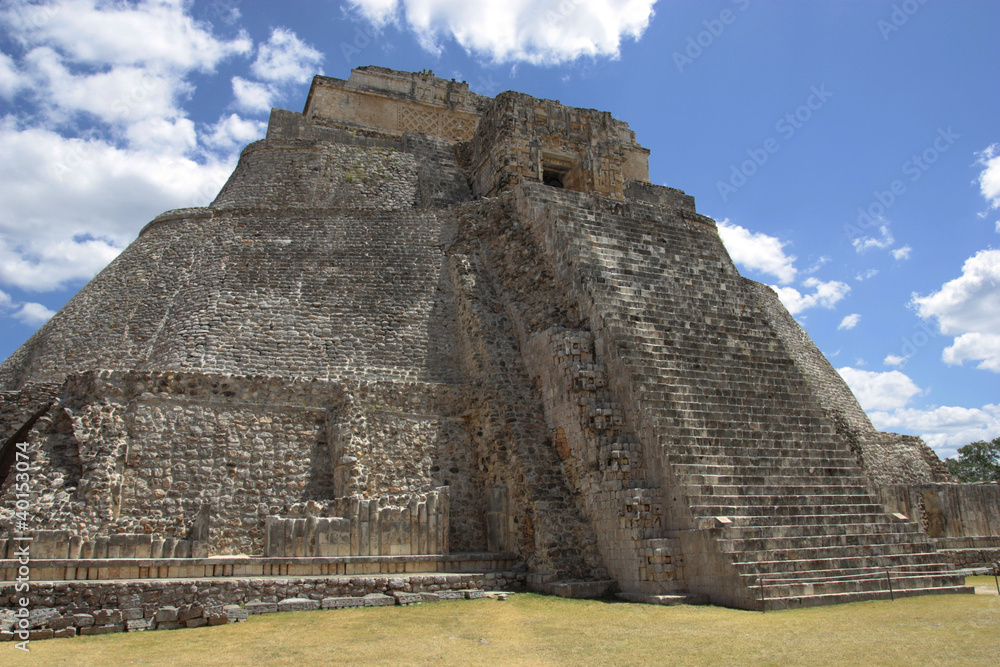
<box><xmin>946</xmin><ymin>436</ymin><xmax>1000</xmax><ymax>482</ymax></box>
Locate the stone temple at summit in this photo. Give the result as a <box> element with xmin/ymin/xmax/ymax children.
<box><xmin>2</xmin><ymin>66</ymin><xmax>997</xmax><ymax>612</ymax></box>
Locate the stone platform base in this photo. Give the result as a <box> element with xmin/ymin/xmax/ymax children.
<box><xmin>0</xmin><ymin>552</ymin><xmax>517</xmax><ymax>583</ymax></box>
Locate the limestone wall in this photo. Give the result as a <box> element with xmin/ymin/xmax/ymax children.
<box><xmin>303</xmin><ymin>68</ymin><xmax>485</xmax><ymax>141</ymax></box>
<box><xmin>878</xmin><ymin>483</ymin><xmax>1000</xmax><ymax>538</ymax></box>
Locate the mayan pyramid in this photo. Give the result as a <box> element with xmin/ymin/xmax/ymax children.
<box><xmin>0</xmin><ymin>67</ymin><xmax>971</xmax><ymax>609</ymax></box>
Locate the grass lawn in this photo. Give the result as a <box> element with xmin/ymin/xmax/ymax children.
<box><xmin>5</xmin><ymin>577</ymin><xmax>998</xmax><ymax>666</ymax></box>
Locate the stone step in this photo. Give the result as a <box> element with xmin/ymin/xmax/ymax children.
<box><xmin>718</xmin><ymin>531</ymin><xmax>933</xmax><ymax>554</ymax></box>
<box><xmin>688</xmin><ymin>493</ymin><xmax>878</xmax><ymax>508</ymax></box>
<box><xmin>672</xmin><ymin>463</ymin><xmax>861</xmax><ymax>479</ymax></box>
<box><xmin>758</xmin><ymin>584</ymin><xmax>974</xmax><ymax>610</ymax></box>
<box><xmin>733</xmin><ymin>551</ymin><xmax>950</xmax><ymax>575</ymax></box>
<box><xmin>720</xmin><ymin>540</ymin><xmax>937</xmax><ymax>564</ymax></box>
<box><xmin>722</xmin><ymin>521</ymin><xmax>923</xmax><ymax>540</ymax></box>
<box><xmin>685</xmin><ymin>483</ymin><xmax>871</xmax><ymax>497</ymax></box>
<box><xmin>677</xmin><ymin>472</ymin><xmax>864</xmax><ymax>487</ymax></box>
<box><xmin>720</xmin><ymin>512</ymin><xmax>905</xmax><ymax>528</ymax></box>
<box><xmin>751</xmin><ymin>573</ymin><xmax>968</xmax><ymax>602</ymax></box>
<box><xmin>691</xmin><ymin>503</ymin><xmax>885</xmax><ymax>525</ymax></box>
<box><xmin>668</xmin><ymin>448</ymin><xmax>857</xmax><ymax>463</ymax></box>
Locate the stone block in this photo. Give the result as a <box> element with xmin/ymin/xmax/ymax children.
<box><xmin>206</xmin><ymin>614</ymin><xmax>229</xmax><ymax>626</ymax></box>
<box><xmin>122</xmin><ymin>607</ymin><xmax>144</xmax><ymax>621</ymax></box>
<box><xmin>184</xmin><ymin>617</ymin><xmax>208</xmax><ymax>628</ymax></box>
<box><xmin>321</xmin><ymin>596</ymin><xmax>365</xmax><ymax>609</ymax></box>
<box><xmin>177</xmin><ymin>603</ymin><xmax>204</xmax><ymax>622</ymax></box>
<box><xmin>223</xmin><ymin>605</ymin><xmax>249</xmax><ymax>622</ymax></box>
<box><xmin>126</xmin><ymin>618</ymin><xmax>153</xmax><ymax>632</ymax></box>
<box><xmin>277</xmin><ymin>598</ymin><xmax>320</xmax><ymax>612</ymax></box>
<box><xmin>47</xmin><ymin>615</ymin><xmax>76</xmax><ymax>630</ymax></box>
<box><xmin>28</xmin><ymin>629</ymin><xmax>54</xmax><ymax>641</ymax></box>
<box><xmin>362</xmin><ymin>593</ymin><xmax>395</xmax><ymax>607</ymax></box>
<box><xmin>461</xmin><ymin>589</ymin><xmax>486</xmax><ymax>599</ymax></box>
<box><xmin>154</xmin><ymin>606</ymin><xmax>179</xmax><ymax>622</ymax></box>
<box><xmin>392</xmin><ymin>591</ymin><xmax>423</xmax><ymax>605</ymax></box>
<box><xmin>437</xmin><ymin>591</ymin><xmax>465</xmax><ymax>600</ymax></box>
<box><xmin>245</xmin><ymin>602</ymin><xmax>277</xmax><ymax>615</ymax></box>
<box><xmin>0</xmin><ymin>631</ymin><xmax>13</xmax><ymax>642</ymax></box>
<box><xmin>29</xmin><ymin>608</ymin><xmax>57</xmax><ymax>629</ymax></box>
<box><xmin>93</xmin><ymin>609</ymin><xmax>123</xmax><ymax>625</ymax></box>
<box><xmin>73</xmin><ymin>613</ymin><xmax>95</xmax><ymax>627</ymax></box>
<box><xmin>419</xmin><ymin>593</ymin><xmax>441</xmax><ymax>602</ymax></box>
<box><xmin>53</xmin><ymin>627</ymin><xmax>77</xmax><ymax>639</ymax></box>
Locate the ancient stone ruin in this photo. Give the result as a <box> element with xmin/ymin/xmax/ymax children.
<box><xmin>2</xmin><ymin>67</ymin><xmax>998</xmax><ymax>620</ymax></box>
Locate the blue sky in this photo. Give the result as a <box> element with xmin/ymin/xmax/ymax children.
<box><xmin>0</xmin><ymin>0</ymin><xmax>997</xmax><ymax>457</ymax></box>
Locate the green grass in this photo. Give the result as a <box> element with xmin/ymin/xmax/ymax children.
<box><xmin>7</xmin><ymin>580</ymin><xmax>998</xmax><ymax>666</ymax></box>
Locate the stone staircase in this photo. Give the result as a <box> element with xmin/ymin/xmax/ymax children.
<box><xmin>521</xmin><ymin>183</ymin><xmax>972</xmax><ymax>609</ymax></box>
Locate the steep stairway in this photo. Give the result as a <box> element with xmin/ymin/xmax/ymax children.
<box><xmin>523</xmin><ymin>183</ymin><xmax>972</xmax><ymax>608</ymax></box>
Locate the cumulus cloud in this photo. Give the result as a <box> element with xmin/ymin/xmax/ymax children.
<box><xmin>838</xmin><ymin>314</ymin><xmax>861</xmax><ymax>330</ymax></box>
<box><xmin>347</xmin><ymin>0</ymin><xmax>657</xmax><ymax>64</ymax></box>
<box><xmin>717</xmin><ymin>219</ymin><xmax>797</xmax><ymax>284</ymax></box>
<box><xmin>977</xmin><ymin>143</ymin><xmax>1000</xmax><ymax>209</ymax></box>
<box><xmin>868</xmin><ymin>403</ymin><xmax>1000</xmax><ymax>459</ymax></box>
<box><xmin>0</xmin><ymin>0</ymin><xmax>259</xmax><ymax>304</ymax></box>
<box><xmin>251</xmin><ymin>27</ymin><xmax>323</xmax><ymax>83</ymax></box>
<box><xmin>232</xmin><ymin>76</ymin><xmax>277</xmax><ymax>114</ymax></box>
<box><xmin>201</xmin><ymin>113</ymin><xmax>267</xmax><ymax>152</ymax></box>
<box><xmin>912</xmin><ymin>249</ymin><xmax>1000</xmax><ymax>372</ymax></box>
<box><xmin>1</xmin><ymin>0</ymin><xmax>251</xmax><ymax>72</ymax></box>
<box><xmin>852</xmin><ymin>223</ymin><xmax>894</xmax><ymax>252</ymax></box>
<box><xmin>12</xmin><ymin>302</ymin><xmax>56</xmax><ymax>326</ymax></box>
<box><xmin>855</xmin><ymin>269</ymin><xmax>878</xmax><ymax>281</ymax></box>
<box><xmin>883</xmin><ymin>354</ymin><xmax>906</xmax><ymax>367</ymax></box>
<box><xmin>837</xmin><ymin>367</ymin><xmax>923</xmax><ymax>412</ymax></box>
<box><xmin>892</xmin><ymin>245</ymin><xmax>912</xmax><ymax>261</ymax></box>
<box><xmin>0</xmin><ymin>50</ymin><xmax>23</xmax><ymax>98</ymax></box>
<box><xmin>772</xmin><ymin>278</ymin><xmax>850</xmax><ymax>315</ymax></box>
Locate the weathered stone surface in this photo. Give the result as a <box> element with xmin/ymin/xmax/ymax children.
<box><xmin>153</xmin><ymin>606</ymin><xmax>179</xmax><ymax>623</ymax></box>
<box><xmin>321</xmin><ymin>596</ymin><xmax>365</xmax><ymax>609</ymax></box>
<box><xmin>223</xmin><ymin>605</ymin><xmax>248</xmax><ymax>622</ymax></box>
<box><xmin>245</xmin><ymin>602</ymin><xmax>277</xmax><ymax>615</ymax></box>
<box><xmin>362</xmin><ymin>593</ymin><xmax>395</xmax><ymax>607</ymax></box>
<box><xmin>277</xmin><ymin>598</ymin><xmax>320</xmax><ymax>612</ymax></box>
<box><xmin>0</xmin><ymin>65</ymin><xmax>987</xmax><ymax>614</ymax></box>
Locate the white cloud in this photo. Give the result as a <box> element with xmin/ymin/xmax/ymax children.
<box><xmin>869</xmin><ymin>403</ymin><xmax>1000</xmax><ymax>459</ymax></box>
<box><xmin>202</xmin><ymin>113</ymin><xmax>267</xmax><ymax>152</ymax></box>
<box><xmin>838</xmin><ymin>313</ymin><xmax>861</xmax><ymax>330</ymax></box>
<box><xmin>942</xmin><ymin>332</ymin><xmax>1000</xmax><ymax>373</ymax></box>
<box><xmin>855</xmin><ymin>269</ymin><xmax>878</xmax><ymax>281</ymax></box>
<box><xmin>852</xmin><ymin>223</ymin><xmax>894</xmax><ymax>252</ymax></box>
<box><xmin>977</xmin><ymin>143</ymin><xmax>1000</xmax><ymax>209</ymax></box>
<box><xmin>1</xmin><ymin>0</ymin><xmax>251</xmax><ymax>72</ymax></box>
<box><xmin>717</xmin><ymin>219</ymin><xmax>797</xmax><ymax>284</ymax></box>
<box><xmin>0</xmin><ymin>1</ymin><xmax>256</xmax><ymax>299</ymax></box>
<box><xmin>884</xmin><ymin>354</ymin><xmax>906</xmax><ymax>367</ymax></box>
<box><xmin>892</xmin><ymin>245</ymin><xmax>912</xmax><ymax>260</ymax></box>
<box><xmin>772</xmin><ymin>277</ymin><xmax>850</xmax><ymax>315</ymax></box>
<box><xmin>232</xmin><ymin>76</ymin><xmax>276</xmax><ymax>114</ymax></box>
<box><xmin>347</xmin><ymin>0</ymin><xmax>657</xmax><ymax>64</ymax></box>
<box><xmin>12</xmin><ymin>302</ymin><xmax>56</xmax><ymax>326</ymax></box>
<box><xmin>0</xmin><ymin>50</ymin><xmax>23</xmax><ymax>98</ymax></box>
<box><xmin>252</xmin><ymin>27</ymin><xmax>323</xmax><ymax>84</ymax></box>
<box><xmin>837</xmin><ymin>367</ymin><xmax>922</xmax><ymax>412</ymax></box>
<box><xmin>912</xmin><ymin>249</ymin><xmax>1000</xmax><ymax>372</ymax></box>
<box><xmin>0</xmin><ymin>119</ymin><xmax>236</xmax><ymax>292</ymax></box>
